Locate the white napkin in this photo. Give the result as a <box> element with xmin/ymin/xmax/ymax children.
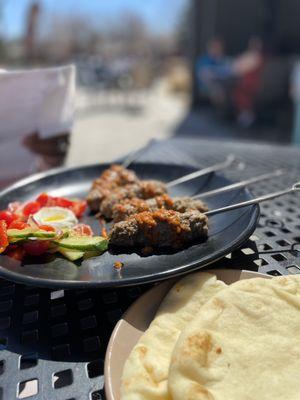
<box><xmin>0</xmin><ymin>64</ymin><xmax>76</xmax><ymax>141</ymax></box>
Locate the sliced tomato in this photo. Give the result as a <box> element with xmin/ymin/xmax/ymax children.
<box><xmin>39</xmin><ymin>224</ymin><xmax>56</xmax><ymax>232</ymax></box>
<box><xmin>36</xmin><ymin>193</ymin><xmax>72</xmax><ymax>207</ymax></box>
<box><xmin>0</xmin><ymin>220</ymin><xmax>8</xmax><ymax>253</ymax></box>
<box><xmin>8</xmin><ymin>220</ymin><xmax>30</xmax><ymax>230</ymax></box>
<box><xmin>72</xmin><ymin>224</ymin><xmax>93</xmax><ymax>236</ymax></box>
<box><xmin>36</xmin><ymin>193</ymin><xmax>50</xmax><ymax>206</ymax></box>
<box><xmin>23</xmin><ymin>201</ymin><xmax>41</xmax><ymax>217</ymax></box>
<box><xmin>54</xmin><ymin>197</ymin><xmax>74</xmax><ymax>208</ymax></box>
<box><xmin>36</xmin><ymin>193</ymin><xmax>86</xmax><ymax>217</ymax></box>
<box><xmin>23</xmin><ymin>240</ymin><xmax>50</xmax><ymax>256</ymax></box>
<box><xmin>0</xmin><ymin>211</ymin><xmax>17</xmax><ymax>226</ymax></box>
<box><xmin>71</xmin><ymin>200</ymin><xmax>87</xmax><ymax>218</ymax></box>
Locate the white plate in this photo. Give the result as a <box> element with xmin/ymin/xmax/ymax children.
<box><xmin>104</xmin><ymin>269</ymin><xmax>271</xmax><ymax>400</ymax></box>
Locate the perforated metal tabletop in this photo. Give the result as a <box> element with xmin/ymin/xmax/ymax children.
<box><xmin>1</xmin><ymin>138</ymin><xmax>300</xmax><ymax>399</ymax></box>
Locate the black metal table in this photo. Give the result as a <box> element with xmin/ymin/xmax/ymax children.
<box><xmin>1</xmin><ymin>138</ymin><xmax>300</xmax><ymax>400</ymax></box>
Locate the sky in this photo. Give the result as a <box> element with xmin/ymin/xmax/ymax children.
<box><xmin>1</xmin><ymin>0</ymin><xmax>188</xmax><ymax>38</ymax></box>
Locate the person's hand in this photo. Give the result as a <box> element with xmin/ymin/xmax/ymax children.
<box><xmin>22</xmin><ymin>131</ymin><xmax>69</xmax><ymax>156</ymax></box>
<box><xmin>22</xmin><ymin>131</ymin><xmax>70</xmax><ymax>171</ymax></box>
<box><xmin>22</xmin><ymin>131</ymin><xmax>39</xmax><ymax>148</ymax></box>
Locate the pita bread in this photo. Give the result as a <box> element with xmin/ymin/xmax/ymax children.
<box><xmin>121</xmin><ymin>272</ymin><xmax>226</xmax><ymax>400</ymax></box>
<box><xmin>169</xmin><ymin>275</ymin><xmax>300</xmax><ymax>400</ymax></box>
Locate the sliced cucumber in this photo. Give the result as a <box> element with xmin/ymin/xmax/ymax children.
<box><xmin>7</xmin><ymin>228</ymin><xmax>56</xmax><ymax>240</ymax></box>
<box><xmin>33</xmin><ymin>230</ymin><xmax>57</xmax><ymax>239</ymax></box>
<box><xmin>7</xmin><ymin>228</ymin><xmax>33</xmax><ymax>239</ymax></box>
<box><xmin>54</xmin><ymin>236</ymin><xmax>108</xmax><ymax>252</ymax></box>
<box><xmin>57</xmin><ymin>247</ymin><xmax>84</xmax><ymax>261</ymax></box>
<box><xmin>83</xmin><ymin>250</ymin><xmax>104</xmax><ymax>260</ymax></box>
<box><xmin>9</xmin><ymin>237</ymin><xmax>26</xmax><ymax>244</ymax></box>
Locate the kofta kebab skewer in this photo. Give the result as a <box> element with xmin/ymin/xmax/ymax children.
<box><xmin>106</xmin><ymin>169</ymin><xmax>285</xmax><ymax>222</ymax></box>
<box><xmin>109</xmin><ymin>182</ymin><xmax>300</xmax><ymax>250</ymax></box>
<box><xmin>109</xmin><ymin>209</ymin><xmax>208</xmax><ymax>249</ymax></box>
<box><xmin>87</xmin><ymin>165</ymin><xmax>139</xmax><ymax>212</ymax></box>
<box><xmin>205</xmin><ymin>182</ymin><xmax>300</xmax><ymax>216</ymax></box>
<box><xmin>87</xmin><ymin>156</ymin><xmax>236</xmax><ymax>212</ymax></box>
<box><xmin>111</xmin><ymin>195</ymin><xmax>208</xmax><ymax>223</ymax></box>
<box><xmin>193</xmin><ymin>169</ymin><xmax>284</xmax><ymax>199</ymax></box>
<box><xmin>87</xmin><ymin>140</ymin><xmax>156</xmax><ymax>211</ymax></box>
<box><xmin>166</xmin><ymin>154</ymin><xmax>236</xmax><ymax>187</ymax></box>
<box><xmin>88</xmin><ymin>158</ymin><xmax>284</xmax><ymax>220</ymax></box>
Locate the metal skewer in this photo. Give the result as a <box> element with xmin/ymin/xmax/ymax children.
<box><xmin>121</xmin><ymin>139</ymin><xmax>156</xmax><ymax>168</ymax></box>
<box><xmin>193</xmin><ymin>169</ymin><xmax>284</xmax><ymax>199</ymax></box>
<box><xmin>167</xmin><ymin>154</ymin><xmax>235</xmax><ymax>188</ymax></box>
<box><xmin>205</xmin><ymin>182</ymin><xmax>300</xmax><ymax>217</ymax></box>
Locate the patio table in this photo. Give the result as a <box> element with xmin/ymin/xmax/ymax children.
<box><xmin>0</xmin><ymin>137</ymin><xmax>300</xmax><ymax>399</ymax></box>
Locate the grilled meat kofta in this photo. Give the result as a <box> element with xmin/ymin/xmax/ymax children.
<box><xmin>87</xmin><ymin>164</ymin><xmax>139</xmax><ymax>212</ymax></box>
<box><xmin>112</xmin><ymin>194</ymin><xmax>208</xmax><ymax>222</ymax></box>
<box><xmin>100</xmin><ymin>181</ymin><xmax>167</xmax><ymax>219</ymax></box>
<box><xmin>109</xmin><ymin>209</ymin><xmax>208</xmax><ymax>249</ymax></box>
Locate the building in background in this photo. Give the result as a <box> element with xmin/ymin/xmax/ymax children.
<box><xmin>190</xmin><ymin>0</ymin><xmax>300</xmax><ymax>138</ymax></box>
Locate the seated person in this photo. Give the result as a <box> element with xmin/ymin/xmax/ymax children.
<box><xmin>196</xmin><ymin>38</ymin><xmax>232</xmax><ymax>97</ymax></box>
<box><xmin>232</xmin><ymin>37</ymin><xmax>265</xmax><ymax>127</ymax></box>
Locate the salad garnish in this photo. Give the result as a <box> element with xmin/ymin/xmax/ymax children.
<box><xmin>0</xmin><ymin>193</ymin><xmax>107</xmax><ymax>261</ymax></box>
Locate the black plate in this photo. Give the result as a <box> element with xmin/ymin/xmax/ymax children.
<box><xmin>0</xmin><ymin>163</ymin><xmax>259</xmax><ymax>288</ymax></box>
